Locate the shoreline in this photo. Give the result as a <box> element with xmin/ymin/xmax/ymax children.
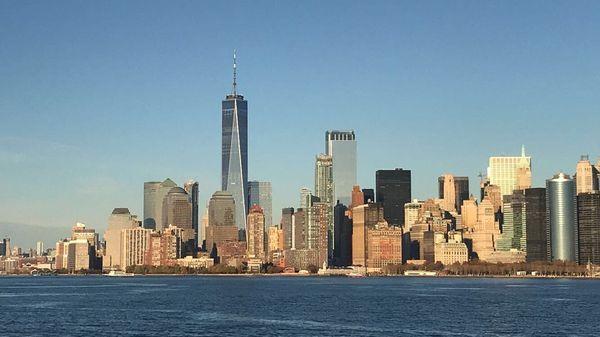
<box><xmin>1</xmin><ymin>273</ymin><xmax>598</xmax><ymax>280</ymax></box>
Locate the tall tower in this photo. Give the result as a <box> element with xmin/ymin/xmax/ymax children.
<box><xmin>325</xmin><ymin>130</ymin><xmax>357</xmax><ymax>206</ymax></box>
<box><xmin>575</xmin><ymin>155</ymin><xmax>599</xmax><ymax>195</ymax></box>
<box><xmin>546</xmin><ymin>172</ymin><xmax>578</xmax><ymax>262</ymax></box>
<box><xmin>488</xmin><ymin>146</ymin><xmax>532</xmax><ymax>197</ymax></box>
<box><xmin>375</xmin><ymin>168</ymin><xmax>411</xmax><ymax>226</ymax></box>
<box><xmin>222</xmin><ymin>51</ymin><xmax>248</xmax><ymax>231</ymax></box>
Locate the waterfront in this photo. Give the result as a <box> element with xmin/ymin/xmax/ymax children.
<box><xmin>1</xmin><ymin>276</ymin><xmax>599</xmax><ymax>336</ymax></box>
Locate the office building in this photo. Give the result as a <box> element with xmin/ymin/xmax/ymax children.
<box><xmin>362</xmin><ymin>188</ymin><xmax>375</xmax><ymax>204</ymax></box>
<box><xmin>143</xmin><ymin>178</ymin><xmax>177</xmax><ymax>230</ymax></box>
<box><xmin>575</xmin><ymin>155</ymin><xmax>599</xmax><ymax>195</ymax></box>
<box><xmin>292</xmin><ymin>208</ymin><xmax>307</xmax><ymax>250</ymax></box>
<box><xmin>376</xmin><ymin>168</ymin><xmax>411</xmax><ymax>226</ymax></box>
<box><xmin>546</xmin><ymin>173</ymin><xmax>578</xmax><ymax>262</ymax></box>
<box><xmin>365</xmin><ymin>224</ymin><xmax>403</xmax><ymax>270</ymax></box>
<box><xmin>497</xmin><ymin>191</ymin><xmax>526</xmax><ymax>251</ymax></box>
<box><xmin>307</xmin><ymin>202</ymin><xmax>330</xmax><ymax>267</ymax></box>
<box><xmin>524</xmin><ymin>188</ymin><xmax>548</xmax><ymax>262</ymax></box>
<box><xmin>162</xmin><ymin>187</ymin><xmax>195</xmax><ymax>256</ymax></box>
<box><xmin>281</xmin><ymin>207</ymin><xmax>294</xmax><ymax>250</ymax></box>
<box><xmin>487</xmin><ymin>146</ymin><xmax>532</xmax><ymax>197</ymax></box>
<box><xmin>404</xmin><ymin>199</ymin><xmax>424</xmax><ymax>231</ymax></box>
<box><xmin>300</xmin><ymin>187</ymin><xmax>311</xmax><ymax>209</ymax></box>
<box><xmin>351</xmin><ymin>203</ymin><xmax>386</xmax><ymax>266</ymax></box>
<box><xmin>332</xmin><ymin>202</ymin><xmax>352</xmax><ymax>267</ymax></box>
<box><xmin>461</xmin><ymin>197</ymin><xmax>478</xmax><ymax>230</ymax></box>
<box><xmin>222</xmin><ymin>52</ymin><xmax>248</xmax><ymax>232</ymax></box>
<box><xmin>121</xmin><ymin>227</ymin><xmax>151</xmax><ymax>269</ymax></box>
<box><xmin>146</xmin><ymin>225</ymin><xmax>182</xmax><ymax>267</ymax></box>
<box><xmin>103</xmin><ymin>208</ymin><xmax>141</xmax><ymax>270</ymax></box>
<box><xmin>248</xmin><ymin>181</ymin><xmax>273</xmax><ymax>229</ymax></box>
<box><xmin>246</xmin><ymin>205</ymin><xmax>266</xmax><ymax>260</ymax></box>
<box><xmin>206</xmin><ymin>191</ymin><xmax>238</xmax><ymax>251</ymax></box>
<box><xmin>438</xmin><ymin>174</ymin><xmax>469</xmax><ymax>213</ymax></box>
<box><xmin>325</xmin><ymin>130</ymin><xmax>357</xmax><ymax>206</ymax></box>
<box><xmin>314</xmin><ymin>154</ymin><xmax>334</xmax><ymax>206</ymax></box>
<box><xmin>184</xmin><ymin>180</ymin><xmax>199</xmax><ymax>252</ymax></box>
<box><xmin>577</xmin><ymin>192</ymin><xmax>600</xmax><ymax>264</ymax></box>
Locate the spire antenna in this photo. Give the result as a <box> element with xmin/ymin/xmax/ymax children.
<box><xmin>233</xmin><ymin>49</ymin><xmax>237</xmax><ymax>95</ymax></box>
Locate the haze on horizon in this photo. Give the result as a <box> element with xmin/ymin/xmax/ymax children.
<box><xmin>1</xmin><ymin>1</ymin><xmax>599</xmax><ymax>248</ymax></box>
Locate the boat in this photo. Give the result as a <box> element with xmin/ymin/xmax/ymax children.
<box><xmin>403</xmin><ymin>270</ymin><xmax>437</xmax><ymax>277</ymax></box>
<box><xmin>106</xmin><ymin>270</ymin><xmax>134</xmax><ymax>277</ymax></box>
<box><xmin>347</xmin><ymin>272</ymin><xmax>365</xmax><ymax>278</ymax></box>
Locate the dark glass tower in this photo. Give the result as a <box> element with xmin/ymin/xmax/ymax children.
<box><xmin>525</xmin><ymin>188</ymin><xmax>547</xmax><ymax>262</ymax></box>
<box><xmin>577</xmin><ymin>192</ymin><xmax>600</xmax><ymax>264</ymax></box>
<box><xmin>222</xmin><ymin>51</ymin><xmax>248</xmax><ymax>230</ymax></box>
<box><xmin>376</xmin><ymin>168</ymin><xmax>411</xmax><ymax>226</ymax></box>
<box><xmin>332</xmin><ymin>202</ymin><xmax>352</xmax><ymax>267</ymax></box>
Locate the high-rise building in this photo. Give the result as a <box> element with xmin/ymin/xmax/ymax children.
<box><xmin>281</xmin><ymin>207</ymin><xmax>294</xmax><ymax>250</ymax></box>
<box><xmin>332</xmin><ymin>202</ymin><xmax>352</xmax><ymax>266</ymax></box>
<box><xmin>248</xmin><ymin>181</ymin><xmax>272</xmax><ymax>229</ymax></box>
<box><xmin>575</xmin><ymin>155</ymin><xmax>599</xmax><ymax>195</ymax></box>
<box><xmin>143</xmin><ymin>178</ymin><xmax>177</xmax><ymax>230</ymax></box>
<box><xmin>184</xmin><ymin>180</ymin><xmax>199</xmax><ymax>251</ymax></box>
<box><xmin>300</xmin><ymin>187</ymin><xmax>311</xmax><ymax>209</ymax></box>
<box><xmin>351</xmin><ymin>185</ymin><xmax>364</xmax><ymax>210</ymax></box>
<box><xmin>246</xmin><ymin>205</ymin><xmax>266</xmax><ymax>260</ymax></box>
<box><xmin>103</xmin><ymin>208</ymin><xmax>141</xmax><ymax>270</ymax></box>
<box><xmin>497</xmin><ymin>191</ymin><xmax>526</xmax><ymax>251</ymax></box>
<box><xmin>362</xmin><ymin>188</ymin><xmax>375</xmax><ymax>204</ymax></box>
<box><xmin>206</xmin><ymin>191</ymin><xmax>238</xmax><ymax>251</ymax></box>
<box><xmin>0</xmin><ymin>238</ymin><xmax>6</xmax><ymax>257</ymax></box>
<box><xmin>546</xmin><ymin>173</ymin><xmax>578</xmax><ymax>262</ymax></box>
<box><xmin>36</xmin><ymin>241</ymin><xmax>44</xmax><ymax>256</ymax></box>
<box><xmin>314</xmin><ymin>154</ymin><xmax>334</xmax><ymax>207</ymax></box>
<box><xmin>325</xmin><ymin>130</ymin><xmax>357</xmax><ymax>206</ymax></box>
<box><xmin>438</xmin><ymin>174</ymin><xmax>469</xmax><ymax>213</ymax></box>
<box><xmin>292</xmin><ymin>208</ymin><xmax>307</xmax><ymax>250</ymax></box>
<box><xmin>404</xmin><ymin>199</ymin><xmax>424</xmax><ymax>231</ymax></box>
<box><xmin>307</xmin><ymin>202</ymin><xmax>330</xmax><ymax>267</ymax></box>
<box><xmin>222</xmin><ymin>51</ymin><xmax>248</xmax><ymax>232</ymax></box>
<box><xmin>524</xmin><ymin>188</ymin><xmax>548</xmax><ymax>262</ymax></box>
<box><xmin>146</xmin><ymin>226</ymin><xmax>182</xmax><ymax>267</ymax></box>
<box><xmin>121</xmin><ymin>227</ymin><xmax>151</xmax><ymax>269</ymax></box>
<box><xmin>577</xmin><ymin>192</ymin><xmax>600</xmax><ymax>264</ymax></box>
<box><xmin>162</xmin><ymin>187</ymin><xmax>195</xmax><ymax>256</ymax></box>
<box><xmin>487</xmin><ymin>146</ymin><xmax>532</xmax><ymax>197</ymax></box>
<box><xmin>376</xmin><ymin>168</ymin><xmax>411</xmax><ymax>226</ymax></box>
<box><xmin>352</xmin><ymin>203</ymin><xmax>386</xmax><ymax>266</ymax></box>
<box><xmin>461</xmin><ymin>197</ymin><xmax>478</xmax><ymax>230</ymax></box>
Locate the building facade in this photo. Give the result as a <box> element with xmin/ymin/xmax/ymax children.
<box><xmin>248</xmin><ymin>181</ymin><xmax>273</xmax><ymax>229</ymax></box>
<box><xmin>143</xmin><ymin>178</ymin><xmax>177</xmax><ymax>230</ymax></box>
<box><xmin>222</xmin><ymin>53</ymin><xmax>248</xmax><ymax>232</ymax></box>
<box><xmin>546</xmin><ymin>173</ymin><xmax>578</xmax><ymax>262</ymax></box>
<box><xmin>246</xmin><ymin>205</ymin><xmax>266</xmax><ymax>260</ymax></box>
<box><xmin>325</xmin><ymin>130</ymin><xmax>357</xmax><ymax>206</ymax></box>
<box><xmin>376</xmin><ymin>168</ymin><xmax>411</xmax><ymax>226</ymax></box>
<box><xmin>487</xmin><ymin>146</ymin><xmax>532</xmax><ymax>197</ymax></box>
<box><xmin>577</xmin><ymin>192</ymin><xmax>600</xmax><ymax>264</ymax></box>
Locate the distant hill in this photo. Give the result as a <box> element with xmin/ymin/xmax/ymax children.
<box><xmin>0</xmin><ymin>223</ymin><xmax>70</xmax><ymax>251</ymax></box>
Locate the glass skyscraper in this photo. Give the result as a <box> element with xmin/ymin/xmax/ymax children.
<box><xmin>546</xmin><ymin>172</ymin><xmax>578</xmax><ymax>262</ymax></box>
<box><xmin>222</xmin><ymin>52</ymin><xmax>248</xmax><ymax>230</ymax></box>
<box><xmin>325</xmin><ymin>130</ymin><xmax>357</xmax><ymax>206</ymax></box>
<box><xmin>376</xmin><ymin>168</ymin><xmax>411</xmax><ymax>226</ymax></box>
<box><xmin>248</xmin><ymin>181</ymin><xmax>273</xmax><ymax>229</ymax></box>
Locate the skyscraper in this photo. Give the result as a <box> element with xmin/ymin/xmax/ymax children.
<box><xmin>524</xmin><ymin>188</ymin><xmax>548</xmax><ymax>262</ymax></box>
<box><xmin>103</xmin><ymin>208</ymin><xmax>141</xmax><ymax>270</ymax></box>
<box><xmin>206</xmin><ymin>191</ymin><xmax>238</xmax><ymax>251</ymax></box>
<box><xmin>546</xmin><ymin>173</ymin><xmax>578</xmax><ymax>262</ymax></box>
<box><xmin>222</xmin><ymin>51</ymin><xmax>248</xmax><ymax>232</ymax></box>
<box><xmin>577</xmin><ymin>191</ymin><xmax>600</xmax><ymax>264</ymax></box>
<box><xmin>487</xmin><ymin>146</ymin><xmax>532</xmax><ymax>197</ymax></box>
<box><xmin>281</xmin><ymin>207</ymin><xmax>294</xmax><ymax>250</ymax></box>
<box><xmin>246</xmin><ymin>205</ymin><xmax>266</xmax><ymax>260</ymax></box>
<box><xmin>332</xmin><ymin>202</ymin><xmax>352</xmax><ymax>267</ymax></box>
<box><xmin>184</xmin><ymin>180</ymin><xmax>199</xmax><ymax>252</ymax></box>
<box><xmin>162</xmin><ymin>187</ymin><xmax>195</xmax><ymax>256</ymax></box>
<box><xmin>143</xmin><ymin>178</ymin><xmax>177</xmax><ymax>230</ymax></box>
<box><xmin>314</xmin><ymin>154</ymin><xmax>334</xmax><ymax>206</ymax></box>
<box><xmin>497</xmin><ymin>191</ymin><xmax>526</xmax><ymax>251</ymax></box>
<box><xmin>438</xmin><ymin>174</ymin><xmax>469</xmax><ymax>213</ymax></box>
<box><xmin>299</xmin><ymin>187</ymin><xmax>311</xmax><ymax>209</ymax></box>
<box><xmin>376</xmin><ymin>168</ymin><xmax>411</xmax><ymax>226</ymax></box>
<box><xmin>325</xmin><ymin>130</ymin><xmax>357</xmax><ymax>206</ymax></box>
<box><xmin>575</xmin><ymin>155</ymin><xmax>599</xmax><ymax>195</ymax></box>
<box><xmin>248</xmin><ymin>181</ymin><xmax>273</xmax><ymax>229</ymax></box>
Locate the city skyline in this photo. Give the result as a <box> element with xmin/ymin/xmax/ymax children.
<box><xmin>2</xmin><ymin>2</ymin><xmax>600</xmax><ymax>246</ymax></box>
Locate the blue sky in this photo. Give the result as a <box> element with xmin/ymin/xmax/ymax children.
<box><xmin>1</xmin><ymin>1</ymin><xmax>599</xmax><ymax>235</ymax></box>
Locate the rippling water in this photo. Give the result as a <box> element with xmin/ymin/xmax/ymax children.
<box><xmin>0</xmin><ymin>276</ymin><xmax>599</xmax><ymax>336</ymax></box>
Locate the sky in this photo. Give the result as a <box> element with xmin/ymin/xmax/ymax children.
<box><xmin>1</xmin><ymin>1</ymin><xmax>600</xmax><ymax>244</ymax></box>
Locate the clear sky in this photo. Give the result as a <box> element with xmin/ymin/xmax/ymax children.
<box><xmin>1</xmin><ymin>1</ymin><xmax>599</xmax><ymax>235</ymax></box>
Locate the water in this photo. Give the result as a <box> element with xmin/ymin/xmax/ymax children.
<box><xmin>0</xmin><ymin>276</ymin><xmax>599</xmax><ymax>336</ymax></box>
